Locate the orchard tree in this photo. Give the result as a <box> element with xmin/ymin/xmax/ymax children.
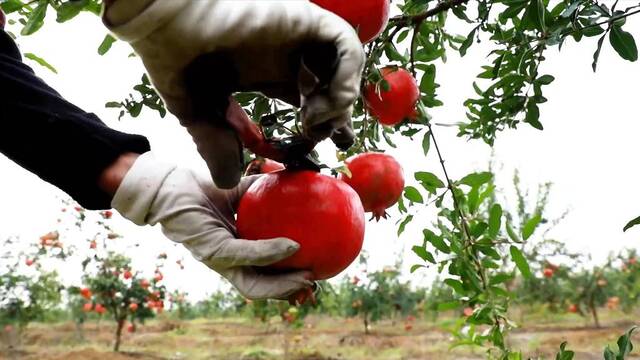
<box><xmin>3</xmin><ymin>0</ymin><xmax>640</xmax><ymax>357</ymax></box>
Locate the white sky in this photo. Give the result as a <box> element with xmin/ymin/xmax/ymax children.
<box><xmin>0</xmin><ymin>8</ymin><xmax>639</xmax><ymax>301</ymax></box>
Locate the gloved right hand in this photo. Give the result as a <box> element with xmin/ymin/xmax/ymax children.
<box><xmin>102</xmin><ymin>0</ymin><xmax>365</xmax><ymax>189</ymax></box>
<box><xmin>111</xmin><ymin>152</ymin><xmax>315</xmax><ymax>300</ymax></box>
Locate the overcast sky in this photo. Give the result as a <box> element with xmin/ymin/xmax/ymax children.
<box><xmin>1</xmin><ymin>7</ymin><xmax>639</xmax><ymax>301</ymax></box>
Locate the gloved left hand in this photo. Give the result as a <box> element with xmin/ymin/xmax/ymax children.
<box><xmin>102</xmin><ymin>0</ymin><xmax>365</xmax><ymax>189</ymax></box>
<box><xmin>112</xmin><ymin>152</ymin><xmax>315</xmax><ymax>300</ymax></box>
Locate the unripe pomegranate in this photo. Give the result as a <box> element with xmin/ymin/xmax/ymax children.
<box><xmin>339</xmin><ymin>152</ymin><xmax>404</xmax><ymax>220</ymax></box>
<box><xmin>311</xmin><ymin>0</ymin><xmax>390</xmax><ymax>43</ymax></box>
<box><xmin>365</xmin><ymin>67</ymin><xmax>419</xmax><ymax>126</ymax></box>
<box><xmin>237</xmin><ymin>171</ymin><xmax>365</xmax><ymax>280</ymax></box>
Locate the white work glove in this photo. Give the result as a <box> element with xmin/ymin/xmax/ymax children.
<box><xmin>103</xmin><ymin>0</ymin><xmax>365</xmax><ymax>189</ymax></box>
<box><xmin>112</xmin><ymin>152</ymin><xmax>314</xmax><ymax>300</ymax></box>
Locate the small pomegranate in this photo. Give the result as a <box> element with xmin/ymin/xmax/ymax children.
<box><xmin>140</xmin><ymin>279</ymin><xmax>150</xmax><ymax>289</ymax></box>
<box><xmin>101</xmin><ymin>210</ymin><xmax>113</xmax><ymax>219</ymax></box>
<box><xmin>127</xmin><ymin>324</ymin><xmax>136</xmax><ymax>333</ymax></box>
<box><xmin>80</xmin><ymin>287</ymin><xmax>92</xmax><ymax>300</ymax></box>
<box><xmin>123</xmin><ymin>270</ymin><xmax>133</xmax><ymax>280</ymax></box>
<box><xmin>154</xmin><ymin>273</ymin><xmax>163</xmax><ymax>282</ymax></box>
<box><xmin>25</xmin><ymin>259</ymin><xmax>34</xmax><ymax>266</ymax></box>
<box><xmin>463</xmin><ymin>307</ymin><xmax>474</xmax><ymax>317</ymax></box>
<box><xmin>237</xmin><ymin>171</ymin><xmax>365</xmax><ymax>280</ymax></box>
<box><xmin>129</xmin><ymin>303</ymin><xmax>139</xmax><ymax>312</ymax></box>
<box><xmin>365</xmin><ymin>67</ymin><xmax>419</xmax><ymax>126</ymax></box>
<box><xmin>89</xmin><ymin>241</ymin><xmax>97</xmax><ymax>249</ymax></box>
<box><xmin>404</xmin><ymin>323</ymin><xmax>413</xmax><ymax>331</ymax></box>
<box><xmin>310</xmin><ymin>0</ymin><xmax>390</xmax><ymax>43</ymax></box>
<box><xmin>567</xmin><ymin>304</ymin><xmax>578</xmax><ymax>313</ymax></box>
<box><xmin>82</xmin><ymin>303</ymin><xmax>93</xmax><ymax>312</ymax></box>
<box><xmin>94</xmin><ymin>304</ymin><xmax>106</xmax><ymax>314</ymax></box>
<box><xmin>543</xmin><ymin>268</ymin><xmax>554</xmax><ymax>278</ymax></box>
<box><xmin>339</xmin><ymin>152</ymin><xmax>404</xmax><ymax>220</ymax></box>
<box><xmin>245</xmin><ymin>158</ymin><xmax>285</xmax><ymax>175</ymax></box>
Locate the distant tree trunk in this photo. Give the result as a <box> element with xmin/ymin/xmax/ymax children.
<box><xmin>74</xmin><ymin>321</ymin><xmax>85</xmax><ymax>342</ymax></box>
<box><xmin>113</xmin><ymin>317</ymin><xmax>125</xmax><ymax>352</ymax></box>
<box><xmin>588</xmin><ymin>298</ymin><xmax>600</xmax><ymax>328</ymax></box>
<box><xmin>363</xmin><ymin>313</ymin><xmax>369</xmax><ymax>335</ymax></box>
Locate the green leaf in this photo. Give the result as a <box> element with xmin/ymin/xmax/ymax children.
<box><xmin>23</xmin><ymin>53</ymin><xmax>57</xmax><ymax>73</ymax></box>
<box><xmin>555</xmin><ymin>341</ymin><xmax>575</xmax><ymax>360</ymax></box>
<box><xmin>1</xmin><ymin>0</ymin><xmax>23</xmax><ymax>13</ymax></box>
<box><xmin>488</xmin><ymin>204</ymin><xmax>502</xmax><ymax>238</ymax></box>
<box><xmin>410</xmin><ymin>264</ymin><xmax>425</xmax><ymax>273</ymax></box>
<box><xmin>525</xmin><ymin>101</ymin><xmax>543</xmax><ymax>130</ymax></box>
<box><xmin>522</xmin><ymin>0</ymin><xmax>546</xmax><ymax>31</ymax></box>
<box><xmin>437</xmin><ymin>301</ymin><xmax>459</xmax><ymax>311</ymax></box>
<box><xmin>444</xmin><ymin>278</ymin><xmax>465</xmax><ymax>294</ymax></box>
<box><xmin>412</xmin><ymin>246</ymin><xmax>435</xmax><ymax>264</ymax></box>
<box><xmin>404</xmin><ymin>186</ymin><xmax>424</xmax><ymax>204</ymax></box>
<box><xmin>56</xmin><ymin>0</ymin><xmax>87</xmax><ymax>23</ymax></box>
<box><xmin>105</xmin><ymin>101</ymin><xmax>122</xmax><ymax>109</ymax></box>
<box><xmin>415</xmin><ymin>172</ymin><xmax>445</xmax><ymax>194</ymax></box>
<box><xmin>21</xmin><ymin>1</ymin><xmax>48</xmax><ymax>36</ymax></box>
<box><xmin>522</xmin><ymin>213</ymin><xmax>542</xmax><ymax>240</ymax></box>
<box><xmin>460</xmin><ymin>27</ymin><xmax>476</xmax><ymax>56</ymax></box>
<box><xmin>458</xmin><ymin>172</ymin><xmax>493</xmax><ymax>187</ymax></box>
<box><xmin>610</xmin><ymin>25</ymin><xmax>638</xmax><ymax>62</ymax></box>
<box><xmin>422</xmin><ymin>131</ymin><xmax>431</xmax><ymax>157</ymax></box>
<box><xmin>397</xmin><ymin>215</ymin><xmax>413</xmax><ymax>236</ymax></box>
<box><xmin>535</xmin><ymin>75</ymin><xmax>555</xmax><ymax>85</ymax></box>
<box><xmin>98</xmin><ymin>34</ymin><xmax>117</xmax><ymax>56</ymax></box>
<box><xmin>616</xmin><ymin>326</ymin><xmax>638</xmax><ymax>357</ymax></box>
<box><xmin>489</xmin><ymin>273</ymin><xmax>513</xmax><ymax>286</ymax></box>
<box><xmin>593</xmin><ymin>32</ymin><xmax>608</xmax><ymax>72</ymax></box>
<box><xmin>506</xmin><ymin>222</ymin><xmax>521</xmax><ymax>243</ymax></box>
<box><xmin>510</xmin><ymin>246</ymin><xmax>532</xmax><ymax>278</ymax></box>
<box><xmin>623</xmin><ymin>215</ymin><xmax>640</xmax><ymax>232</ymax></box>
<box><xmin>424</xmin><ymin>229</ymin><xmax>450</xmax><ymax>254</ymax></box>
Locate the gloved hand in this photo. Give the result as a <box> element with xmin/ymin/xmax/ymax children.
<box><xmin>111</xmin><ymin>152</ymin><xmax>314</xmax><ymax>300</ymax></box>
<box><xmin>102</xmin><ymin>0</ymin><xmax>365</xmax><ymax>189</ymax></box>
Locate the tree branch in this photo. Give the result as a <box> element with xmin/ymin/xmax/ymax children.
<box><xmin>391</xmin><ymin>0</ymin><xmax>471</xmax><ymax>25</ymax></box>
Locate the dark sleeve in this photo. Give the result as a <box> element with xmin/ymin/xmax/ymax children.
<box><xmin>0</xmin><ymin>31</ymin><xmax>151</xmax><ymax>210</ymax></box>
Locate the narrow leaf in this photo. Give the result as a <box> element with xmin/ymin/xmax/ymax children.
<box><xmin>23</xmin><ymin>53</ymin><xmax>57</xmax><ymax>73</ymax></box>
<box><xmin>623</xmin><ymin>215</ymin><xmax>640</xmax><ymax>232</ymax></box>
<box><xmin>510</xmin><ymin>245</ymin><xmax>532</xmax><ymax>278</ymax></box>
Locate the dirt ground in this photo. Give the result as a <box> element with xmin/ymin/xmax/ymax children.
<box><xmin>1</xmin><ymin>312</ymin><xmax>638</xmax><ymax>360</ymax></box>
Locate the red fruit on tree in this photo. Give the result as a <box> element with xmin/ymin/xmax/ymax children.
<box><xmin>245</xmin><ymin>158</ymin><xmax>286</xmax><ymax>175</ymax></box>
<box><xmin>365</xmin><ymin>67</ymin><xmax>419</xmax><ymax>126</ymax></box>
<box><xmin>127</xmin><ymin>324</ymin><xmax>136</xmax><ymax>333</ymax></box>
<box><xmin>94</xmin><ymin>304</ymin><xmax>106</xmax><ymax>314</ymax></box>
<box><xmin>237</xmin><ymin>171</ymin><xmax>365</xmax><ymax>280</ymax></box>
<box><xmin>83</xmin><ymin>303</ymin><xmax>93</xmax><ymax>312</ymax></box>
<box><xmin>404</xmin><ymin>323</ymin><xmax>413</xmax><ymax>331</ymax></box>
<box><xmin>129</xmin><ymin>303</ymin><xmax>139</xmax><ymax>312</ymax></box>
<box><xmin>463</xmin><ymin>307</ymin><xmax>474</xmax><ymax>317</ymax></box>
<box><xmin>339</xmin><ymin>152</ymin><xmax>404</xmax><ymax>220</ymax></box>
<box><xmin>80</xmin><ymin>287</ymin><xmax>92</xmax><ymax>300</ymax></box>
<box><xmin>140</xmin><ymin>279</ymin><xmax>150</xmax><ymax>289</ymax></box>
<box><xmin>543</xmin><ymin>268</ymin><xmax>554</xmax><ymax>278</ymax></box>
<box><xmin>568</xmin><ymin>304</ymin><xmax>578</xmax><ymax>313</ymax></box>
<box><xmin>25</xmin><ymin>258</ymin><xmax>34</xmax><ymax>266</ymax></box>
<box><xmin>310</xmin><ymin>0</ymin><xmax>390</xmax><ymax>44</ymax></box>
<box><xmin>89</xmin><ymin>241</ymin><xmax>97</xmax><ymax>249</ymax></box>
<box><xmin>154</xmin><ymin>272</ymin><xmax>163</xmax><ymax>282</ymax></box>
<box><xmin>101</xmin><ymin>210</ymin><xmax>113</xmax><ymax>219</ymax></box>
<box><xmin>123</xmin><ymin>270</ymin><xmax>133</xmax><ymax>280</ymax></box>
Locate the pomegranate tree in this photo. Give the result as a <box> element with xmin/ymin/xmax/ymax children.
<box><xmin>339</xmin><ymin>152</ymin><xmax>404</xmax><ymax>220</ymax></box>
<box><xmin>364</xmin><ymin>67</ymin><xmax>419</xmax><ymax>126</ymax></box>
<box><xmin>237</xmin><ymin>170</ymin><xmax>365</xmax><ymax>280</ymax></box>
<box><xmin>310</xmin><ymin>0</ymin><xmax>389</xmax><ymax>44</ymax></box>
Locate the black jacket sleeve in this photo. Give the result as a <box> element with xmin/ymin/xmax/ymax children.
<box><xmin>0</xmin><ymin>30</ymin><xmax>151</xmax><ymax>210</ymax></box>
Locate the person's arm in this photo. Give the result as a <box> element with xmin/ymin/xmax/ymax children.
<box><xmin>0</xmin><ymin>30</ymin><xmax>150</xmax><ymax>210</ymax></box>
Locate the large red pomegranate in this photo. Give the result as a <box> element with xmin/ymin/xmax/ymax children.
<box><xmin>244</xmin><ymin>158</ymin><xmax>285</xmax><ymax>175</ymax></box>
<box><xmin>339</xmin><ymin>152</ymin><xmax>404</xmax><ymax>220</ymax></box>
<box><xmin>237</xmin><ymin>171</ymin><xmax>365</xmax><ymax>280</ymax></box>
<box><xmin>311</xmin><ymin>0</ymin><xmax>390</xmax><ymax>44</ymax></box>
<box><xmin>365</xmin><ymin>67</ymin><xmax>419</xmax><ymax>126</ymax></box>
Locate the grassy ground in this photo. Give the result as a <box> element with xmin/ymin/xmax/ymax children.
<box><xmin>1</xmin><ymin>310</ymin><xmax>638</xmax><ymax>359</ymax></box>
